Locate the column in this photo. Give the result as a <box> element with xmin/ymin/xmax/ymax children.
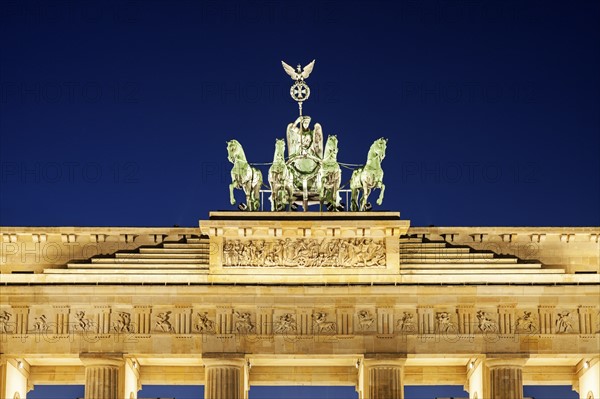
<box><xmin>576</xmin><ymin>357</ymin><xmax>599</xmax><ymax>399</ymax></box>
<box><xmin>359</xmin><ymin>354</ymin><xmax>406</xmax><ymax>399</ymax></box>
<box><xmin>0</xmin><ymin>358</ymin><xmax>30</xmax><ymax>399</ymax></box>
<box><xmin>80</xmin><ymin>353</ymin><xmax>124</xmax><ymax>399</ymax></box>
<box><xmin>466</xmin><ymin>358</ymin><xmax>485</xmax><ymax>399</ymax></box>
<box><xmin>123</xmin><ymin>358</ymin><xmax>140</xmax><ymax>399</ymax></box>
<box><xmin>486</xmin><ymin>357</ymin><xmax>527</xmax><ymax>399</ymax></box>
<box><xmin>203</xmin><ymin>354</ymin><xmax>247</xmax><ymax>399</ymax></box>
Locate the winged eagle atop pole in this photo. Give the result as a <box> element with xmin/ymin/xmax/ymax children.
<box><xmin>282</xmin><ymin>59</ymin><xmax>315</xmax><ymax>116</ymax></box>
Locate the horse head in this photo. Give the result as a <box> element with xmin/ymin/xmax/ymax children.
<box><xmin>273</xmin><ymin>138</ymin><xmax>286</xmax><ymax>162</ymax></box>
<box><xmin>324</xmin><ymin>135</ymin><xmax>339</xmax><ymax>160</ymax></box>
<box><xmin>368</xmin><ymin>137</ymin><xmax>387</xmax><ymax>163</ymax></box>
<box><xmin>227</xmin><ymin>139</ymin><xmax>246</xmax><ymax>163</ymax></box>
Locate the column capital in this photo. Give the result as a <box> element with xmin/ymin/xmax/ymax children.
<box><xmin>202</xmin><ymin>353</ymin><xmax>246</xmax><ymax>369</ymax></box>
<box><xmin>80</xmin><ymin>353</ymin><xmax>124</xmax><ymax>368</ymax></box>
<box><xmin>486</xmin><ymin>355</ymin><xmax>528</xmax><ymax>369</ymax></box>
<box><xmin>363</xmin><ymin>353</ymin><xmax>407</xmax><ymax>368</ymax></box>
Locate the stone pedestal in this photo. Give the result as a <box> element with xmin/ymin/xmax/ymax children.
<box><xmin>80</xmin><ymin>354</ymin><xmax>123</xmax><ymax>399</ymax></box>
<box><xmin>487</xmin><ymin>358</ymin><xmax>527</xmax><ymax>399</ymax></box>
<box><xmin>203</xmin><ymin>354</ymin><xmax>247</xmax><ymax>399</ymax></box>
<box><xmin>360</xmin><ymin>355</ymin><xmax>406</xmax><ymax>399</ymax></box>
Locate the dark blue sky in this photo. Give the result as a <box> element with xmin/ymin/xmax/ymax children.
<box><xmin>1</xmin><ymin>1</ymin><xmax>599</xmax><ymax>227</ymax></box>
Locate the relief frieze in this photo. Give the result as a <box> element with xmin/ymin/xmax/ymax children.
<box><xmin>223</xmin><ymin>238</ymin><xmax>386</xmax><ymax>267</ymax></box>
<box><xmin>0</xmin><ymin>304</ymin><xmax>597</xmax><ymax>340</ymax></box>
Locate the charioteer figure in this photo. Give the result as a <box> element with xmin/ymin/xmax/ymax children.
<box><xmin>286</xmin><ymin>115</ymin><xmax>324</xmax><ymax>209</ymax></box>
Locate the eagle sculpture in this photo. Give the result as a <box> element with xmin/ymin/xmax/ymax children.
<box><xmin>281</xmin><ymin>60</ymin><xmax>316</xmax><ymax>81</ymax></box>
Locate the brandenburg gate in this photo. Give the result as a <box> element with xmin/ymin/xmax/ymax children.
<box><xmin>1</xmin><ymin>61</ymin><xmax>599</xmax><ymax>399</ymax></box>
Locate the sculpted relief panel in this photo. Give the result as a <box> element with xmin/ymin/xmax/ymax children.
<box><xmin>234</xmin><ymin>311</ymin><xmax>256</xmax><ymax>334</ymax></box>
<box><xmin>356</xmin><ymin>310</ymin><xmax>376</xmax><ymax>331</ymax></box>
<box><xmin>0</xmin><ymin>310</ymin><xmax>11</xmax><ymax>333</ymax></box>
<box><xmin>396</xmin><ymin>311</ymin><xmax>416</xmax><ymax>333</ymax></box>
<box><xmin>274</xmin><ymin>313</ymin><xmax>297</xmax><ymax>334</ymax></box>
<box><xmin>194</xmin><ymin>312</ymin><xmax>215</xmax><ymax>333</ymax></box>
<box><xmin>476</xmin><ymin>310</ymin><xmax>498</xmax><ymax>333</ymax></box>
<box><xmin>223</xmin><ymin>238</ymin><xmax>386</xmax><ymax>267</ymax></box>
<box><xmin>516</xmin><ymin>310</ymin><xmax>538</xmax><ymax>333</ymax></box>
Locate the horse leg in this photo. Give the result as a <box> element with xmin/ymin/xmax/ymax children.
<box><xmin>376</xmin><ymin>182</ymin><xmax>385</xmax><ymax>205</ymax></box>
<box><xmin>333</xmin><ymin>176</ymin><xmax>341</xmax><ymax>209</ymax></box>
<box><xmin>350</xmin><ymin>169</ymin><xmax>361</xmax><ymax>211</ymax></box>
<box><xmin>229</xmin><ymin>182</ymin><xmax>236</xmax><ymax>205</ymax></box>
<box><xmin>269</xmin><ymin>188</ymin><xmax>275</xmax><ymax>211</ymax></box>
<box><xmin>351</xmin><ymin>188</ymin><xmax>358</xmax><ymax>211</ymax></box>
<box><xmin>242</xmin><ymin>184</ymin><xmax>251</xmax><ymax>210</ymax></box>
<box><xmin>252</xmin><ymin>183</ymin><xmax>261</xmax><ymax>211</ymax></box>
<box><xmin>328</xmin><ymin>187</ymin><xmax>335</xmax><ymax>211</ymax></box>
<box><xmin>361</xmin><ymin>186</ymin><xmax>371</xmax><ymax>211</ymax></box>
<box><xmin>278</xmin><ymin>189</ymin><xmax>284</xmax><ymax>211</ymax></box>
<box><xmin>244</xmin><ymin>182</ymin><xmax>255</xmax><ymax>211</ymax></box>
<box><xmin>279</xmin><ymin>187</ymin><xmax>285</xmax><ymax>211</ymax></box>
<box><xmin>278</xmin><ymin>188</ymin><xmax>286</xmax><ymax>211</ymax></box>
<box><xmin>286</xmin><ymin>186</ymin><xmax>294</xmax><ymax>211</ymax></box>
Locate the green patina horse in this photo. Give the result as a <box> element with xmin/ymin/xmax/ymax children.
<box><xmin>227</xmin><ymin>140</ymin><xmax>263</xmax><ymax>211</ymax></box>
<box><xmin>316</xmin><ymin>135</ymin><xmax>342</xmax><ymax>211</ymax></box>
<box><xmin>268</xmin><ymin>138</ymin><xmax>294</xmax><ymax>211</ymax></box>
<box><xmin>350</xmin><ymin>138</ymin><xmax>387</xmax><ymax>211</ymax></box>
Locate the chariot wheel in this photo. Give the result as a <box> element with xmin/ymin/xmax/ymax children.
<box><xmin>285</xmin><ymin>153</ymin><xmax>323</xmax><ymax>211</ymax></box>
